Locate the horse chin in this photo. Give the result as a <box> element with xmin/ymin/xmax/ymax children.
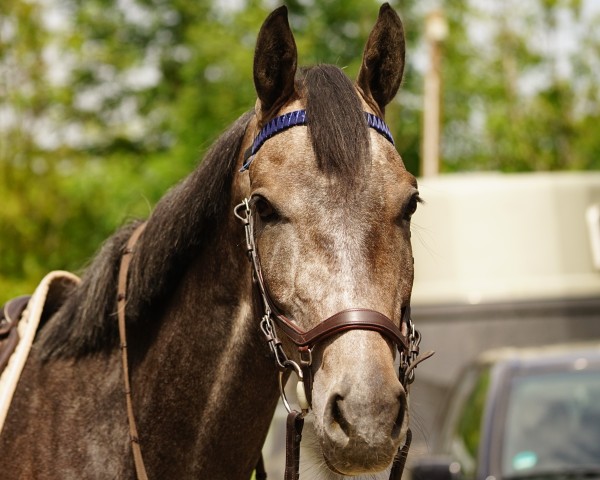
<box><xmin>302</xmin><ymin>420</ymin><xmax>396</xmax><ymax>480</ymax></box>
<box><xmin>320</xmin><ymin>439</ymin><xmax>398</xmax><ymax>477</ymax></box>
<box><xmin>308</xmin><ymin>416</ymin><xmax>404</xmax><ymax>477</ymax></box>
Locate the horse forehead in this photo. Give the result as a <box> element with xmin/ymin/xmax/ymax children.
<box><xmin>251</xmin><ymin>125</ymin><xmax>314</xmax><ymax>172</ymax></box>
<box><xmin>249</xmin><ymin>127</ymin><xmax>408</xmax><ymax>196</ymax></box>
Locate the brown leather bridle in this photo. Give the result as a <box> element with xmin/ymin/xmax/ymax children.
<box><xmin>234</xmin><ymin>198</ymin><xmax>432</xmax><ymax>480</ymax></box>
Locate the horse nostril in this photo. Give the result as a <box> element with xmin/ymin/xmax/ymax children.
<box><xmin>330</xmin><ymin>394</ymin><xmax>351</xmax><ymax>439</ymax></box>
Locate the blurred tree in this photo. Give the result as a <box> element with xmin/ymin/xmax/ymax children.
<box><xmin>1</xmin><ymin>0</ymin><xmax>599</xmax><ymax>300</ymax></box>
<box><xmin>440</xmin><ymin>0</ymin><xmax>600</xmax><ymax>172</ymax></box>
<box><xmin>0</xmin><ymin>0</ymin><xmax>79</xmax><ymax>296</ymax></box>
<box><xmin>0</xmin><ymin>0</ymin><xmax>392</xmax><ymax>299</ymax></box>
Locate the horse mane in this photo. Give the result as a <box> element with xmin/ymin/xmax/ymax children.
<box><xmin>39</xmin><ymin>111</ymin><xmax>255</xmax><ymax>359</ymax></box>
<box><xmin>38</xmin><ymin>65</ymin><xmax>370</xmax><ymax>360</ymax></box>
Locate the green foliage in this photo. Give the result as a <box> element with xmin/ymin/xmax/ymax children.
<box><xmin>1</xmin><ymin>0</ymin><xmax>599</xmax><ymax>300</ymax></box>
<box><xmin>440</xmin><ymin>0</ymin><xmax>600</xmax><ymax>172</ymax></box>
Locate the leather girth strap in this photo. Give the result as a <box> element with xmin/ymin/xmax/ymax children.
<box><xmin>117</xmin><ymin>222</ymin><xmax>148</xmax><ymax>480</ymax></box>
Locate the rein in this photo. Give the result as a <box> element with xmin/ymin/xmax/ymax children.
<box><xmin>117</xmin><ymin>222</ymin><xmax>148</xmax><ymax>480</ymax></box>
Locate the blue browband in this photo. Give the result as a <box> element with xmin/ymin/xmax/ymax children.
<box><xmin>240</xmin><ymin>109</ymin><xmax>395</xmax><ymax>172</ymax></box>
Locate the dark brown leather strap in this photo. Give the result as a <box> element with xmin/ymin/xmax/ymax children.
<box><xmin>117</xmin><ymin>222</ymin><xmax>148</xmax><ymax>480</ymax></box>
<box><xmin>273</xmin><ymin>307</ymin><xmax>409</xmax><ymax>349</ymax></box>
<box><xmin>289</xmin><ymin>307</ymin><xmax>412</xmax><ymax>409</ymax></box>
<box><xmin>284</xmin><ymin>411</ymin><xmax>304</xmax><ymax>480</ymax></box>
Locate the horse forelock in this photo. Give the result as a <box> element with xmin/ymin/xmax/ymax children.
<box><xmin>38</xmin><ymin>110</ymin><xmax>255</xmax><ymax>360</ymax></box>
<box><xmin>301</xmin><ymin>65</ymin><xmax>371</xmax><ymax>185</ymax></box>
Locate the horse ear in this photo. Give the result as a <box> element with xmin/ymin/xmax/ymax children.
<box><xmin>253</xmin><ymin>6</ymin><xmax>298</xmax><ymax>120</ymax></box>
<box><xmin>357</xmin><ymin>3</ymin><xmax>405</xmax><ymax>115</ymax></box>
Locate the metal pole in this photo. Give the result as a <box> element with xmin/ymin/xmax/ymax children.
<box><xmin>422</xmin><ymin>10</ymin><xmax>447</xmax><ymax>177</ymax></box>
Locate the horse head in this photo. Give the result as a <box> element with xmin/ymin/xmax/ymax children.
<box><xmin>235</xmin><ymin>4</ymin><xmax>421</xmax><ymax>476</ymax></box>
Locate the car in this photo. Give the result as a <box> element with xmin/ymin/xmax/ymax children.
<box><xmin>412</xmin><ymin>342</ymin><xmax>600</xmax><ymax>480</ymax></box>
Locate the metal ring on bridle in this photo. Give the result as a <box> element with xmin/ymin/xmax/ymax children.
<box><xmin>278</xmin><ymin>360</ymin><xmax>309</xmax><ymax>415</ymax></box>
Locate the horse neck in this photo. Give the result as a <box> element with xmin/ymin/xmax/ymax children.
<box><xmin>129</xmin><ymin>215</ymin><xmax>280</xmax><ymax>477</ymax></box>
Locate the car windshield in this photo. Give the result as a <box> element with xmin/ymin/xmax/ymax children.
<box><xmin>501</xmin><ymin>368</ymin><xmax>600</xmax><ymax>478</ymax></box>
<box><xmin>503</xmin><ymin>465</ymin><xmax>600</xmax><ymax>480</ymax></box>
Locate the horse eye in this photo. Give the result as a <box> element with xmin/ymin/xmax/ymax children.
<box><xmin>403</xmin><ymin>194</ymin><xmax>421</xmax><ymax>222</ymax></box>
<box><xmin>254</xmin><ymin>197</ymin><xmax>277</xmax><ymax>221</ymax></box>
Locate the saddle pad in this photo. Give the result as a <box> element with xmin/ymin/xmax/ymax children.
<box><xmin>0</xmin><ymin>271</ymin><xmax>80</xmax><ymax>433</ymax></box>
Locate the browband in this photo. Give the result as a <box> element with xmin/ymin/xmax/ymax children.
<box><xmin>240</xmin><ymin>109</ymin><xmax>395</xmax><ymax>171</ymax></box>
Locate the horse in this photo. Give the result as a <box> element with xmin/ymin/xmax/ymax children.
<box><xmin>0</xmin><ymin>3</ymin><xmax>425</xmax><ymax>479</ymax></box>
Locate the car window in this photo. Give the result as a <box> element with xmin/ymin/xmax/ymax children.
<box><xmin>501</xmin><ymin>369</ymin><xmax>600</xmax><ymax>476</ymax></box>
